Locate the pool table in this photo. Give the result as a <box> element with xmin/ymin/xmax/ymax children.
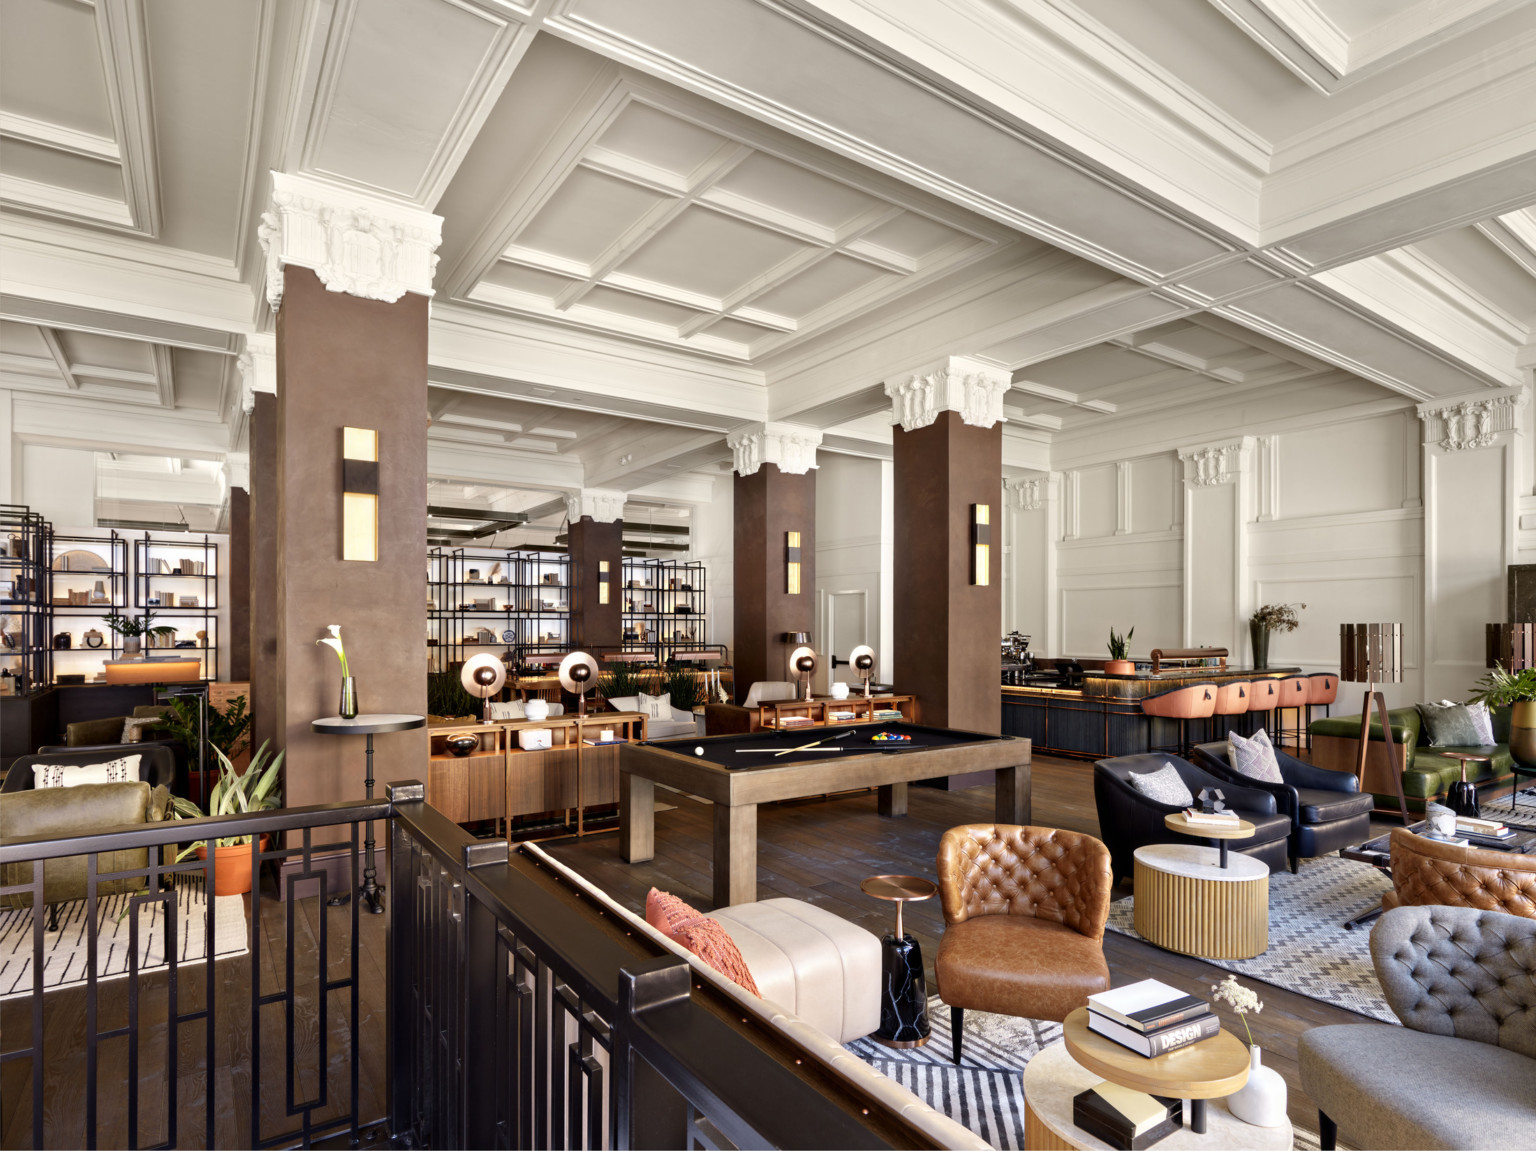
<box><xmin>620</xmin><ymin>721</ymin><xmax>1032</xmax><ymax>907</ymax></box>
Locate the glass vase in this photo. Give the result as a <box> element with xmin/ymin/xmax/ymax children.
<box><xmin>339</xmin><ymin>676</ymin><xmax>358</xmax><ymax>720</ymax></box>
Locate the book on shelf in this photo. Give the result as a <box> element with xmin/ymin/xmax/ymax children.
<box><xmin>1181</xmin><ymin>807</ymin><xmax>1240</xmax><ymax>825</ymax></box>
<box><xmin>873</xmin><ymin>709</ymin><xmax>903</xmax><ymax>721</ymax></box>
<box><xmin>1088</xmin><ymin>1007</ymin><xmax>1220</xmax><ymax>1057</ymax></box>
<box><xmin>1071</xmin><ymin>1083</ymin><xmax>1181</xmax><ymax>1150</ymax></box>
<box><xmin>1457</xmin><ymin>816</ymin><xmax>1509</xmax><ymax>836</ymax></box>
<box><xmin>1087</xmin><ymin>980</ymin><xmax>1210</xmax><ymax>1032</ymax></box>
<box><xmin>828</xmin><ymin>710</ymin><xmax>856</xmax><ymax>721</ymax></box>
<box><xmin>776</xmin><ymin>716</ymin><xmax>815</xmax><ymax>727</ymax></box>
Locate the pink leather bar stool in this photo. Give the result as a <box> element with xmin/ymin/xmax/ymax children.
<box><xmin>1274</xmin><ymin>675</ymin><xmax>1310</xmax><ymax>749</ymax></box>
<box><xmin>1141</xmin><ymin>683</ymin><xmax>1219</xmax><ymax>757</ymax></box>
<box><xmin>1303</xmin><ymin>672</ymin><xmax>1339</xmax><ymax>750</ymax></box>
<box><xmin>1246</xmin><ymin>677</ymin><xmax>1280</xmax><ymax>739</ymax></box>
<box><xmin>1212</xmin><ymin>681</ymin><xmax>1251</xmax><ymax>741</ymax></box>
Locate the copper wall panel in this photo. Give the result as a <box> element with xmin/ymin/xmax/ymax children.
<box><xmin>893</xmin><ymin>410</ymin><xmax>1002</xmax><ymax>733</ymax></box>
<box><xmin>249</xmin><ymin>392</ymin><xmax>279</xmax><ymax>755</ymax></box>
<box><xmin>274</xmin><ymin>267</ymin><xmax>429</xmax><ymax>805</ymax></box>
<box><xmin>732</xmin><ymin>464</ymin><xmax>815</xmax><ymax>701</ymax></box>
<box><xmin>569</xmin><ymin>516</ymin><xmax>622</xmax><ymax>648</ymax></box>
<box><xmin>229</xmin><ymin>486</ymin><xmax>250</xmax><ymax>681</ymax></box>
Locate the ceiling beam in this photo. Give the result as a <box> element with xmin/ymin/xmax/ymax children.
<box><xmin>37</xmin><ymin>327</ymin><xmax>79</xmax><ymax>390</ymax></box>
<box><xmin>150</xmin><ymin>343</ymin><xmax>174</xmax><ymax>408</ymax></box>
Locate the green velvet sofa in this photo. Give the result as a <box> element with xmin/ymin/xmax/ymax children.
<box><xmin>1308</xmin><ymin>705</ymin><xmax>1511</xmax><ymax>816</ymax></box>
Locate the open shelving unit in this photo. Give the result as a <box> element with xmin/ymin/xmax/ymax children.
<box><xmin>1</xmin><ymin>504</ymin><xmax>50</xmax><ymax>693</ymax></box>
<box><xmin>48</xmin><ymin>530</ymin><xmax>129</xmax><ymax>681</ymax></box>
<box><xmin>428</xmin><ymin>547</ymin><xmax>572</xmax><ymax>673</ymax></box>
<box><xmin>133</xmin><ymin>532</ymin><xmax>220</xmax><ymax>681</ymax></box>
<box><xmin>620</xmin><ymin>558</ymin><xmax>707</xmax><ymax>664</ymax></box>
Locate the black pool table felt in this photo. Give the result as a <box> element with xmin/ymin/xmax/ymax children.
<box><xmin>643</xmin><ymin>721</ymin><xmax>1009</xmax><ymax>770</ymax></box>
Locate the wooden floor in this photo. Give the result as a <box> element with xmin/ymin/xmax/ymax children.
<box><xmin>544</xmin><ymin>752</ymin><xmax>1403</xmax><ymax>1137</ymax></box>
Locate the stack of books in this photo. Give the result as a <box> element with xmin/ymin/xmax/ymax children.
<box><xmin>827</xmin><ymin>709</ymin><xmax>856</xmax><ymax>722</ymax></box>
<box><xmin>1180</xmin><ymin>807</ymin><xmax>1240</xmax><ymax>828</ymax></box>
<box><xmin>1086</xmin><ymin>980</ymin><xmax>1217</xmax><ymax>1057</ymax></box>
<box><xmin>1457</xmin><ymin>815</ymin><xmax>1513</xmax><ymax>840</ymax></box>
<box><xmin>1072</xmin><ymin>1081</ymin><xmax>1181</xmax><ymax>1150</ymax></box>
<box><xmin>776</xmin><ymin>715</ymin><xmax>814</xmax><ymax>728</ymax></box>
<box><xmin>872</xmin><ymin>708</ymin><xmax>903</xmax><ymax>721</ymax></box>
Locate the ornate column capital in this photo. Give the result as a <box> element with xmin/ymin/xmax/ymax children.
<box><xmin>1416</xmin><ymin>386</ymin><xmax>1526</xmax><ymax>451</ymax></box>
<box><xmin>883</xmin><ymin>355</ymin><xmax>1011</xmax><ymax>432</ymax></box>
<box><xmin>726</xmin><ymin>421</ymin><xmax>822</xmax><ymax>476</ymax></box>
<box><xmin>1177</xmin><ymin>437</ymin><xmax>1254</xmax><ymax>487</ymax></box>
<box><xmin>1005</xmin><ymin>474</ymin><xmax>1051</xmax><ymax>511</ymax></box>
<box><xmin>237</xmin><ymin>331</ymin><xmax>276</xmax><ymax>413</ymax></box>
<box><xmin>224</xmin><ymin>451</ymin><xmax>250</xmax><ymax>492</ymax></box>
<box><xmin>257</xmin><ymin>171</ymin><xmax>443</xmax><ymax>312</ymax></box>
<box><xmin>565</xmin><ymin>488</ymin><xmax>628</xmax><ymax>524</ymax></box>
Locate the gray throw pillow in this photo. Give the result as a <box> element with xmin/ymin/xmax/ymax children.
<box><xmin>1127</xmin><ymin>764</ymin><xmax>1195</xmax><ymax>808</ymax></box>
<box><xmin>1417</xmin><ymin>701</ymin><xmax>1489</xmax><ymax>747</ymax></box>
<box><xmin>1228</xmin><ymin>728</ymin><xmax>1284</xmax><ymax>784</ymax></box>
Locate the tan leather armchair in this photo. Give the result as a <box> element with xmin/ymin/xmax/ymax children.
<box><xmin>934</xmin><ymin>824</ymin><xmax>1112</xmax><ymax>1064</ymax></box>
<box><xmin>1385</xmin><ymin>827</ymin><xmax>1536</xmax><ymax>919</ymax></box>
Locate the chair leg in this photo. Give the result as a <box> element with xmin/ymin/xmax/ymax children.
<box><xmin>1289</xmin><ymin>855</ymin><xmax>1300</xmax><ymax>874</ymax></box>
<box><xmin>951</xmin><ymin>1005</ymin><xmax>964</xmax><ymax>1065</ymax></box>
<box><xmin>47</xmin><ymin>903</ymin><xmax>59</xmax><ymax>932</ymax></box>
<box><xmin>1319</xmin><ymin>1111</ymin><xmax>1337</xmax><ymax>1151</ymax></box>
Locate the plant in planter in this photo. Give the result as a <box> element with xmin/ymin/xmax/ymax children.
<box><xmin>163</xmin><ymin>693</ymin><xmax>252</xmax><ymax>760</ymax></box>
<box><xmin>1248</xmin><ymin>602</ymin><xmax>1305</xmax><ymax>671</ymax></box>
<box><xmin>1105</xmin><ymin>626</ymin><xmax>1135</xmax><ymax>675</ymax></box>
<box><xmin>662</xmin><ymin>663</ymin><xmax>704</xmax><ymax>711</ymax></box>
<box><xmin>1470</xmin><ymin>663</ymin><xmax>1536</xmax><ymax>771</ymax></box>
<box><xmin>169</xmin><ymin>741</ymin><xmax>284</xmax><ymax>896</ymax></box>
<box><xmin>601</xmin><ymin>662</ymin><xmax>657</xmax><ymax>702</ymax></box>
<box><xmin>104</xmin><ymin>607</ymin><xmax>176</xmax><ymax>656</ymax></box>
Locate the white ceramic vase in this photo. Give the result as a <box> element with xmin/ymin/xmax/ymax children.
<box><xmin>1227</xmin><ymin>1046</ymin><xmax>1288</xmax><ymax>1127</ymax></box>
<box><xmin>524</xmin><ymin>698</ymin><xmax>550</xmax><ymax>722</ymax></box>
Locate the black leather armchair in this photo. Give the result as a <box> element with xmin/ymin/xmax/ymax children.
<box><xmin>1093</xmin><ymin>753</ymin><xmax>1290</xmax><ymax>883</ymax></box>
<box><xmin>1191</xmin><ymin>740</ymin><xmax>1373</xmax><ymax>873</ymax></box>
<box><xmin>2</xmin><ymin>745</ymin><xmax>177</xmax><ymax>792</ymax></box>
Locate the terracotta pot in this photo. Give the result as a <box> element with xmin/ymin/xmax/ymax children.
<box><xmin>196</xmin><ymin>835</ymin><xmax>269</xmax><ymax>896</ymax></box>
<box><xmin>1510</xmin><ymin>700</ymin><xmax>1536</xmax><ymax>769</ymax></box>
<box><xmin>1103</xmin><ymin>660</ymin><xmax>1135</xmax><ymax>675</ymax></box>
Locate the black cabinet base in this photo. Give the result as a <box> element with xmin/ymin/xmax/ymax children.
<box><xmin>873</xmin><ymin>933</ymin><xmax>930</xmax><ymax>1048</ymax></box>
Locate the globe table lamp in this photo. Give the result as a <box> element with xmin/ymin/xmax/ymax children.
<box><xmin>558</xmin><ymin>650</ymin><xmax>600</xmax><ymax>717</ymax></box>
<box><xmin>790</xmin><ymin>645</ymin><xmax>817</xmax><ymax>702</ymax></box>
<box><xmin>849</xmin><ymin>645</ymin><xmax>877</xmax><ymax>699</ymax></box>
<box><xmin>460</xmin><ymin>652</ymin><xmax>506</xmax><ymax>724</ymax></box>
<box><xmin>1340</xmin><ymin>622</ymin><xmax>1409</xmax><ymax>826</ymax></box>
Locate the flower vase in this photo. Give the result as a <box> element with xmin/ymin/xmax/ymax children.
<box><xmin>1227</xmin><ymin>1046</ymin><xmax>1287</xmax><ymax>1127</ymax></box>
<box><xmin>1249</xmin><ymin>621</ymin><xmax>1270</xmax><ymax>671</ymax></box>
<box><xmin>339</xmin><ymin>676</ymin><xmax>358</xmax><ymax>720</ymax></box>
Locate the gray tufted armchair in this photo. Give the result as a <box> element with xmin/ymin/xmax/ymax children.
<box><xmin>1299</xmin><ymin>905</ymin><xmax>1536</xmax><ymax>1150</ymax></box>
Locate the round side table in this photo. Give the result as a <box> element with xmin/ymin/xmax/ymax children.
<box><xmin>861</xmin><ymin>874</ymin><xmax>938</xmax><ymax>1048</ymax></box>
<box><xmin>313</xmin><ymin>713</ymin><xmax>425</xmax><ymax>913</ymax></box>
<box><xmin>1441</xmin><ymin>752</ymin><xmax>1487</xmax><ymax>818</ymax></box>
<box><xmin>1134</xmin><ymin>844</ymin><xmax>1269</xmax><ymax>959</ymax></box>
<box><xmin>1163</xmin><ymin>812</ymin><xmax>1255</xmax><ymax>869</ymax></box>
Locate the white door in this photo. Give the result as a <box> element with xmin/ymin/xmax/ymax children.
<box><xmin>824</xmin><ymin>589</ymin><xmax>868</xmax><ymax>694</ymax></box>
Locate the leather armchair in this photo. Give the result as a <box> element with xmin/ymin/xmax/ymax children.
<box><xmin>1384</xmin><ymin>827</ymin><xmax>1536</xmax><ymax>920</ymax></box>
<box><xmin>934</xmin><ymin>824</ymin><xmax>1112</xmax><ymax>1064</ymax></box>
<box><xmin>2</xmin><ymin>745</ymin><xmax>177</xmax><ymax>793</ymax></box>
<box><xmin>1092</xmin><ymin>753</ymin><xmax>1290</xmax><ymax>883</ymax></box>
<box><xmin>1191</xmin><ymin>739</ymin><xmax>1373</xmax><ymax>873</ymax></box>
<box><xmin>1299</xmin><ymin>906</ymin><xmax>1536</xmax><ymax>1150</ymax></box>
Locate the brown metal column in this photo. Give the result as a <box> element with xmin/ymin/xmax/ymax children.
<box><xmin>228</xmin><ymin>486</ymin><xmax>251</xmax><ymax>681</ymax></box>
<box><xmin>569</xmin><ymin>516</ymin><xmax>623</xmax><ymax>649</ymax></box>
<box><xmin>732</xmin><ymin>464</ymin><xmax>815</xmax><ymax>701</ymax></box>
<box><xmin>249</xmin><ymin>391</ymin><xmax>279</xmax><ymax>754</ymax></box>
<box><xmin>893</xmin><ymin>409</ymin><xmax>1002</xmax><ymax>734</ymax></box>
<box><xmin>273</xmin><ymin>265</ymin><xmax>429</xmax><ymax>805</ymax></box>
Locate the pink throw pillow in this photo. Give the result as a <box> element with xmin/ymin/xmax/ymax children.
<box><xmin>644</xmin><ymin>888</ymin><xmax>760</xmax><ymax>997</ymax></box>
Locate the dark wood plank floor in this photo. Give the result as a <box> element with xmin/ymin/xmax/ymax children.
<box><xmin>543</xmin><ymin>753</ymin><xmax>1395</xmax><ymax>1136</ymax></box>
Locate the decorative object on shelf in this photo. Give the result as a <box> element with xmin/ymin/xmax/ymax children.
<box><xmin>467</xmin><ymin>568</ymin><xmax>482</xmax><ymax>582</ymax></box>
<box><xmin>461</xmin><ymin>652</ymin><xmax>506</xmax><ymax>723</ymax></box>
<box><xmin>1340</xmin><ymin>621</ymin><xmax>1409</xmax><ymax>825</ymax></box>
<box><xmin>785</xmin><ymin>530</ymin><xmax>802</xmax><ymax>594</ymax></box>
<box><xmin>51</xmin><ymin>548</ymin><xmax>110</xmax><ymax>572</ymax></box>
<box><xmin>341</xmin><ymin>426</ymin><xmax>379</xmax><ymax>562</ymax></box>
<box><xmin>849</xmin><ymin>644</ymin><xmax>877</xmax><ymax>699</ymax></box>
<box><xmin>970</xmin><ymin>503</ymin><xmax>990</xmax><ymax>586</ymax></box>
<box><xmin>1211</xmin><ymin>975</ymin><xmax>1286</xmax><ymax>1127</ymax></box>
<box><xmin>1197</xmin><ymin>786</ymin><xmax>1226</xmax><ymax>815</ymax></box>
<box><xmin>317</xmin><ymin>624</ymin><xmax>356</xmax><ymax>719</ymax></box>
<box><xmin>105</xmin><ymin>607</ymin><xmax>175</xmax><ymax>659</ymax></box>
<box><xmin>830</xmin><ymin>681</ymin><xmax>849</xmax><ymax>700</ymax></box>
<box><xmin>1425</xmin><ymin>800</ymin><xmax>1458</xmax><ymax>839</ymax></box>
<box><xmin>1105</xmin><ymin>625</ymin><xmax>1135</xmax><ymax>675</ymax></box>
<box><xmin>790</xmin><ymin>645</ymin><xmax>817</xmax><ymax>702</ymax></box>
<box><xmin>559</xmin><ymin>650</ymin><xmax>600</xmax><ymax>716</ymax></box>
<box><xmin>445</xmin><ymin>733</ymin><xmax>480</xmax><ymax>757</ymax></box>
<box><xmin>52</xmin><ymin>632</ymin><xmax>71</xmax><ymax>650</ymax></box>
<box><xmin>168</xmin><ymin>742</ymin><xmax>284</xmax><ymax>897</ymax></box>
<box><xmin>1442</xmin><ymin>752</ymin><xmax>1487</xmax><ymax>818</ymax></box>
<box><xmin>524</xmin><ymin>697</ymin><xmax>551</xmax><ymax>722</ymax></box>
<box><xmin>1249</xmin><ymin>602</ymin><xmax>1305</xmax><ymax>671</ymax></box>
<box><xmin>89</xmin><ymin>580</ymin><xmax>110</xmax><ymax>604</ymax></box>
<box><xmin>83</xmin><ymin>629</ymin><xmax>104</xmax><ymax>649</ymax></box>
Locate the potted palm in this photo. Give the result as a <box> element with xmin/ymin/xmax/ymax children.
<box><xmin>1470</xmin><ymin>663</ymin><xmax>1536</xmax><ymax>773</ymax></box>
<box><xmin>169</xmin><ymin>740</ymin><xmax>284</xmax><ymax>896</ymax></box>
<box><xmin>1249</xmin><ymin>602</ymin><xmax>1305</xmax><ymax>671</ymax></box>
<box><xmin>104</xmin><ymin>607</ymin><xmax>177</xmax><ymax>658</ymax></box>
<box><xmin>1105</xmin><ymin>626</ymin><xmax>1135</xmax><ymax>675</ymax></box>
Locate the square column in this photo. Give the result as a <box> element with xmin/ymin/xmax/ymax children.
<box><xmin>567</xmin><ymin>489</ymin><xmax>626</xmax><ymax>650</ymax></box>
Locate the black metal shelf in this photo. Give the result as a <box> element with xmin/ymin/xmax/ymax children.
<box><xmin>1</xmin><ymin>504</ymin><xmax>50</xmax><ymax>693</ymax></box>
<box><xmin>133</xmin><ymin>533</ymin><xmax>220</xmax><ymax>681</ymax></box>
<box><xmin>619</xmin><ymin>557</ymin><xmax>707</xmax><ymax>664</ymax></box>
<box><xmin>428</xmin><ymin>547</ymin><xmax>572</xmax><ymax>674</ymax></box>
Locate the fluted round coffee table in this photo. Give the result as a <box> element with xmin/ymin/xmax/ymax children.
<box><xmin>1134</xmin><ymin>843</ymin><xmax>1269</xmax><ymax>960</ymax></box>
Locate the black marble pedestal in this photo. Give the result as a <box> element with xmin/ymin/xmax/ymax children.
<box><xmin>875</xmin><ymin>933</ymin><xmax>930</xmax><ymax>1048</ymax></box>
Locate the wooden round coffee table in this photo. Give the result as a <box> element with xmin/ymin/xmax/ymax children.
<box><xmin>1164</xmin><ymin>812</ymin><xmax>1256</xmax><ymax>869</ymax></box>
<box><xmin>1134</xmin><ymin>844</ymin><xmax>1269</xmax><ymax>959</ymax></box>
<box><xmin>1022</xmin><ymin>1033</ymin><xmax>1290</xmax><ymax>1149</ymax></box>
<box><xmin>861</xmin><ymin>875</ymin><xmax>938</xmax><ymax>1049</ymax></box>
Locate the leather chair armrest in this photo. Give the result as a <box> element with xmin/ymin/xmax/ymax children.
<box><xmin>1277</xmin><ymin>750</ymin><xmax>1360</xmax><ymax>793</ymax></box>
<box><xmin>148</xmin><ymin>785</ymin><xmax>172</xmax><ymax>821</ymax></box>
<box><xmin>1212</xmin><ymin>777</ymin><xmax>1279</xmax><ymax>816</ymax></box>
<box><xmin>1191</xmin><ymin>744</ymin><xmax>1297</xmax><ymax>818</ymax></box>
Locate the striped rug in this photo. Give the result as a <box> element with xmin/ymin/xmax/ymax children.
<box><xmin>0</xmin><ymin>879</ymin><xmax>248</xmax><ymax>1000</ymax></box>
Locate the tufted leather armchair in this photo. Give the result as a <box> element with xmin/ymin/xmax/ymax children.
<box><xmin>1299</xmin><ymin>906</ymin><xmax>1536</xmax><ymax>1149</ymax></box>
<box><xmin>933</xmin><ymin>824</ymin><xmax>1112</xmax><ymax>1064</ymax></box>
<box><xmin>1384</xmin><ymin>827</ymin><xmax>1536</xmax><ymax>920</ymax></box>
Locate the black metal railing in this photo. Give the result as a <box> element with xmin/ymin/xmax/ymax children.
<box><xmin>3</xmin><ymin>782</ymin><xmax>946</xmax><ymax>1150</ymax></box>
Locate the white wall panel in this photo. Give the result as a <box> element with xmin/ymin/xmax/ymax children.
<box><xmin>1130</xmin><ymin>454</ymin><xmax>1176</xmax><ymax>534</ymax></box>
<box><xmin>1279</xmin><ymin>414</ymin><xmax>1409</xmax><ymax>517</ymax></box>
<box><xmin>1077</xmin><ymin>463</ymin><xmax>1117</xmax><ymax>538</ymax></box>
<box><xmin>1060</xmin><ymin>582</ymin><xmax>1181</xmax><ymax>657</ymax></box>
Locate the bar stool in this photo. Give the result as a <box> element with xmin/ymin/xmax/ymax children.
<box><xmin>1303</xmin><ymin>672</ymin><xmax>1339</xmax><ymax>751</ymax></box>
<box><xmin>1141</xmin><ymin>683</ymin><xmax>1218</xmax><ymax>757</ymax></box>
<box><xmin>1273</xmin><ymin>675</ymin><xmax>1310</xmax><ymax>750</ymax></box>
<box><xmin>1212</xmin><ymin>681</ymin><xmax>1251</xmax><ymax>740</ymax></box>
<box><xmin>1246</xmin><ymin>678</ymin><xmax>1279</xmax><ymax>738</ymax></box>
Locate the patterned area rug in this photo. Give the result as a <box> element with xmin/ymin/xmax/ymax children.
<box><xmin>0</xmin><ymin>879</ymin><xmax>248</xmax><ymax>1000</ymax></box>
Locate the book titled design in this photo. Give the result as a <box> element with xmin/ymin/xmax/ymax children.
<box><xmin>1087</xmin><ymin>979</ymin><xmax>1210</xmax><ymax>1032</ymax></box>
<box><xmin>1072</xmin><ymin>1083</ymin><xmax>1181</xmax><ymax>1150</ymax></box>
<box><xmin>1088</xmin><ymin>1009</ymin><xmax>1220</xmax><ymax>1056</ymax></box>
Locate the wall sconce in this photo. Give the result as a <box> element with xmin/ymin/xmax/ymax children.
<box><xmin>786</xmin><ymin>530</ymin><xmax>802</xmax><ymax>595</ymax></box>
<box><xmin>342</xmin><ymin>427</ymin><xmax>378</xmax><ymax>562</ymax></box>
<box><xmin>971</xmin><ymin>504</ymin><xmax>990</xmax><ymax>586</ymax></box>
<box><xmin>599</xmin><ymin>560</ymin><xmax>611</xmax><ymax>606</ymax></box>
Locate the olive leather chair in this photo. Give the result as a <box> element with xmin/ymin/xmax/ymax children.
<box><xmin>1383</xmin><ymin>827</ymin><xmax>1536</xmax><ymax>920</ymax></box>
<box><xmin>933</xmin><ymin>824</ymin><xmax>1112</xmax><ymax>1065</ymax></box>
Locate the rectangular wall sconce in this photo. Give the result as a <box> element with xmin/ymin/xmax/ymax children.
<box><xmin>971</xmin><ymin>504</ymin><xmax>990</xmax><ymax>586</ymax></box>
<box><xmin>341</xmin><ymin>426</ymin><xmax>379</xmax><ymax>562</ymax></box>
<box><xmin>599</xmin><ymin>560</ymin><xmax>611</xmax><ymax>606</ymax></box>
<box><xmin>786</xmin><ymin>531</ymin><xmax>802</xmax><ymax>595</ymax></box>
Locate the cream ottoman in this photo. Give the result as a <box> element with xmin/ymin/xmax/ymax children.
<box><xmin>710</xmin><ymin>897</ymin><xmax>881</xmax><ymax>1044</ymax></box>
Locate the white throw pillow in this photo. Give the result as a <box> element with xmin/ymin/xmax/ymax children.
<box><xmin>488</xmin><ymin>700</ymin><xmax>525</xmax><ymax>721</ymax></box>
<box><xmin>1464</xmin><ymin>701</ymin><xmax>1496</xmax><ymax>745</ymax></box>
<box><xmin>638</xmin><ymin>691</ymin><xmax>672</xmax><ymax>720</ymax></box>
<box><xmin>33</xmin><ymin>754</ymin><xmax>141</xmax><ymax>789</ymax></box>
<box><xmin>1228</xmin><ymin>728</ymin><xmax>1284</xmax><ymax>784</ymax></box>
<box><xmin>1126</xmin><ymin>763</ymin><xmax>1194</xmax><ymax>808</ymax></box>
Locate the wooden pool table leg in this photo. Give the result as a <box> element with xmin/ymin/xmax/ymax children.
<box><xmin>621</xmin><ymin>772</ymin><xmax>655</xmax><ymax>863</ymax></box>
<box><xmin>714</xmin><ymin>801</ymin><xmax>758</xmax><ymax>908</ymax></box>
<box><xmin>995</xmin><ymin>764</ymin><xmax>1031</xmax><ymax>825</ymax></box>
<box><xmin>878</xmin><ymin>781</ymin><xmax>908</xmax><ymax>817</ymax></box>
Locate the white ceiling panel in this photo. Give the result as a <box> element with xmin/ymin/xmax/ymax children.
<box><xmin>616</xmin><ymin>207</ymin><xmax>812</xmax><ymax>300</ymax></box>
<box><xmin>0</xmin><ymin>0</ymin><xmax>114</xmax><ymax>136</ymax></box>
<box><xmin>481</xmin><ymin>261</ymin><xmax>581</xmax><ymax>297</ymax></box>
<box><xmin>751</xmin><ymin>253</ymin><xmax>896</xmax><ymax>317</ymax></box>
<box><xmin>514</xmin><ymin>168</ymin><xmax>667</xmax><ymax>265</ymax></box>
<box><xmin>594</xmin><ymin>99</ymin><xmax>730</xmax><ymax>178</ymax></box>
<box><xmin>579</xmin><ymin>285</ymin><xmax>705</xmax><ymax>327</ymax></box>
<box><xmin>711</xmin><ymin>152</ymin><xmax>883</xmax><ymax>231</ymax></box>
<box><xmin>1</xmin><ymin>137</ymin><xmax>124</xmax><ymax>201</ymax></box>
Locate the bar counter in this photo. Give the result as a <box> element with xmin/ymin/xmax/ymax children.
<box><xmin>1001</xmin><ymin>665</ymin><xmax>1299</xmax><ymax>760</ymax></box>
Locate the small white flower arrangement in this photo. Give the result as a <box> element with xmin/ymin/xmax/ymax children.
<box><xmin>317</xmin><ymin>624</ymin><xmax>350</xmax><ymax>676</ymax></box>
<box><xmin>1211</xmin><ymin>974</ymin><xmax>1263</xmax><ymax>1046</ymax></box>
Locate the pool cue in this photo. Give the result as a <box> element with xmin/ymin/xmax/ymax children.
<box><xmin>734</xmin><ymin>747</ymin><xmax>845</xmax><ymax>753</ymax></box>
<box><xmin>773</xmin><ymin>729</ymin><xmax>854</xmax><ymax>758</ymax></box>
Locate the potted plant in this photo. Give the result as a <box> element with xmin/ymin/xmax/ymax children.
<box><xmin>104</xmin><ymin>607</ymin><xmax>176</xmax><ymax>658</ymax></box>
<box><xmin>169</xmin><ymin>740</ymin><xmax>284</xmax><ymax>896</ymax></box>
<box><xmin>1105</xmin><ymin>626</ymin><xmax>1135</xmax><ymax>675</ymax></box>
<box><xmin>1471</xmin><ymin>663</ymin><xmax>1536</xmax><ymax>772</ymax></box>
<box><xmin>1248</xmin><ymin>602</ymin><xmax>1305</xmax><ymax>671</ymax></box>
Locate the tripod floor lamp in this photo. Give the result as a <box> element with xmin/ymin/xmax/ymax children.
<box><xmin>1341</xmin><ymin>622</ymin><xmax>1410</xmax><ymax>826</ymax></box>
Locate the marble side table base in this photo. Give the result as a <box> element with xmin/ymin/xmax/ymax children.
<box><xmin>875</xmin><ymin>933</ymin><xmax>930</xmax><ymax>1048</ymax></box>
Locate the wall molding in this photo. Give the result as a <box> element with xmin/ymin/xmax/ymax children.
<box><xmin>1417</xmin><ymin>385</ymin><xmax>1526</xmax><ymax>451</ymax></box>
